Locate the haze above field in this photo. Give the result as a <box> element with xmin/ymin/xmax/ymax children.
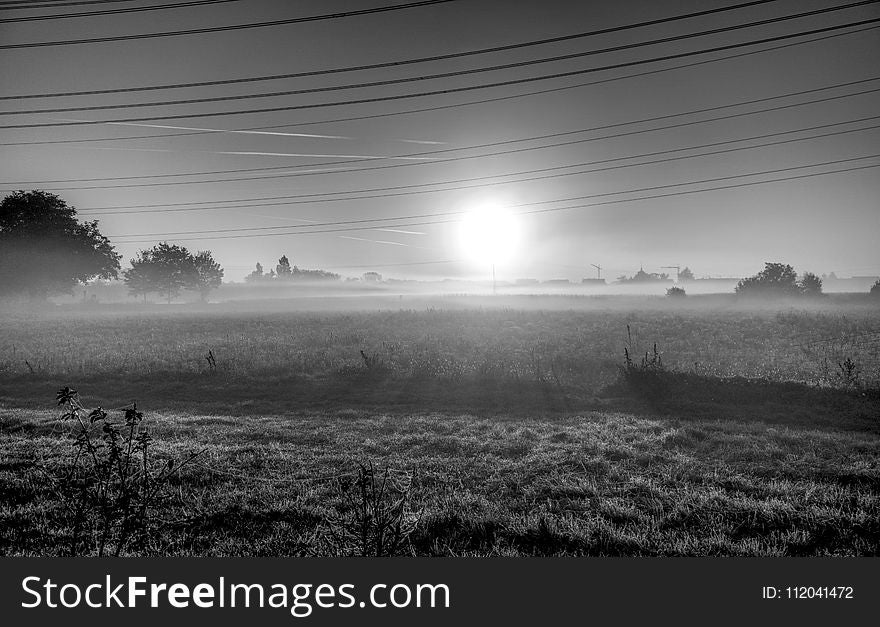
<box><xmin>1</xmin><ymin>0</ymin><xmax>878</xmax><ymax>282</ymax></box>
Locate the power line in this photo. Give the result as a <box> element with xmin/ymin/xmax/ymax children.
<box><xmin>108</xmin><ymin>159</ymin><xmax>880</xmax><ymax>243</ymax></box>
<box><xmin>11</xmin><ymin>76</ymin><xmax>879</xmax><ymax>187</ymax></box>
<box><xmin>0</xmin><ymin>0</ymin><xmax>242</xmax><ymax>22</ymax></box>
<box><xmin>39</xmin><ymin>119</ymin><xmax>878</xmax><ymax>219</ymax></box>
<box><xmin>20</xmin><ymin>114</ymin><xmax>880</xmax><ymax>193</ymax></box>
<box><xmin>4</xmin><ymin>1</ymin><xmax>874</xmax><ymax>117</ymax></box>
<box><xmin>41</xmin><ymin>83</ymin><xmax>880</xmax><ymax>197</ymax></box>
<box><xmin>6</xmin><ymin>24</ymin><xmax>876</xmax><ymax>147</ymax></box>
<box><xmin>1</xmin><ymin>0</ymin><xmax>788</xmax><ymax>100</ymax></box>
<box><xmin>129</xmin><ymin>161</ymin><xmax>880</xmax><ymax>244</ymax></box>
<box><xmin>0</xmin><ymin>1</ymin><xmax>138</xmax><ymax>9</ymax></box>
<box><xmin>4</xmin><ymin>15</ymin><xmax>880</xmax><ymax>129</ymax></box>
<box><xmin>0</xmin><ymin>0</ymin><xmax>460</xmax><ymax>49</ymax></box>
<box><xmin>66</xmin><ymin>120</ymin><xmax>880</xmax><ymax>216</ymax></box>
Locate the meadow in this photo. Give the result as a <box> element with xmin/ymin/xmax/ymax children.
<box><xmin>1</xmin><ymin>294</ymin><xmax>878</xmax><ymax>556</ymax></box>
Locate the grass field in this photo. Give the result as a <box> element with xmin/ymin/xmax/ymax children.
<box><xmin>1</xmin><ymin>295</ymin><xmax>878</xmax><ymax>556</ymax></box>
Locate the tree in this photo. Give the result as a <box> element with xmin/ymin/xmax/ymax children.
<box><xmin>870</xmin><ymin>280</ymin><xmax>880</xmax><ymax>298</ymax></box>
<box><xmin>276</xmin><ymin>255</ymin><xmax>293</xmax><ymax>279</ymax></box>
<box><xmin>666</xmin><ymin>286</ymin><xmax>686</xmax><ymax>297</ymax></box>
<box><xmin>617</xmin><ymin>267</ymin><xmax>670</xmax><ymax>283</ymax></box>
<box><xmin>0</xmin><ymin>190</ymin><xmax>120</xmax><ymax>299</ymax></box>
<box><xmin>123</xmin><ymin>255</ymin><xmax>158</xmax><ymax>303</ymax></box>
<box><xmin>124</xmin><ymin>243</ymin><xmax>196</xmax><ymax>304</ymax></box>
<box><xmin>245</xmin><ymin>262</ymin><xmax>264</xmax><ymax>283</ymax></box>
<box><xmin>191</xmin><ymin>250</ymin><xmax>224</xmax><ymax>301</ymax></box>
<box><xmin>678</xmin><ymin>267</ymin><xmax>695</xmax><ymax>282</ymax></box>
<box><xmin>799</xmin><ymin>272</ymin><xmax>823</xmax><ymax>297</ymax></box>
<box><xmin>735</xmin><ymin>262</ymin><xmax>800</xmax><ymax>297</ymax></box>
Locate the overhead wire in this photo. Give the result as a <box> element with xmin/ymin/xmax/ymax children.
<box><xmin>0</xmin><ymin>0</ymin><xmax>461</xmax><ymax>49</ymax></box>
<box><xmin>4</xmin><ymin>16</ymin><xmax>880</xmax><ymax>129</ymax></box>
<box><xmin>31</xmin><ymin>82</ymin><xmax>880</xmax><ymax>196</ymax></box>
<box><xmin>0</xmin><ymin>1</ymin><xmax>140</xmax><ymax>9</ymax></box>
<box><xmin>0</xmin><ymin>0</ymin><xmax>243</xmax><ymax>22</ymax></box>
<box><xmin>106</xmin><ymin>155</ymin><xmax>880</xmax><ymax>241</ymax></box>
<box><xmin>5</xmin><ymin>2</ymin><xmax>878</xmax><ymax>118</ymax></box>
<box><xmin>4</xmin><ymin>23</ymin><xmax>877</xmax><ymax>146</ymax></box>
<box><xmin>0</xmin><ymin>0</ymin><xmax>789</xmax><ymax>100</ymax></box>
<box><xmin>42</xmin><ymin>118</ymin><xmax>880</xmax><ymax>208</ymax></box>
<box><xmin>7</xmin><ymin>74</ymin><xmax>878</xmax><ymax>188</ymax></box>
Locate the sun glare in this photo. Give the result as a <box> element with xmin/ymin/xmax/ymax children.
<box><xmin>458</xmin><ymin>202</ymin><xmax>521</xmax><ymax>266</ymax></box>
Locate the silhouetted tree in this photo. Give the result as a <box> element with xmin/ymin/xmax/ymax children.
<box><xmin>0</xmin><ymin>191</ymin><xmax>120</xmax><ymax>299</ymax></box>
<box><xmin>678</xmin><ymin>267</ymin><xmax>695</xmax><ymax>282</ymax></box>
<box><xmin>124</xmin><ymin>243</ymin><xmax>196</xmax><ymax>304</ymax></box>
<box><xmin>123</xmin><ymin>255</ymin><xmax>158</xmax><ymax>303</ymax></box>
<box><xmin>191</xmin><ymin>250</ymin><xmax>224</xmax><ymax>301</ymax></box>
<box><xmin>799</xmin><ymin>272</ymin><xmax>823</xmax><ymax>297</ymax></box>
<box><xmin>666</xmin><ymin>286</ymin><xmax>686</xmax><ymax>297</ymax></box>
<box><xmin>736</xmin><ymin>262</ymin><xmax>800</xmax><ymax>297</ymax></box>
<box><xmin>617</xmin><ymin>267</ymin><xmax>670</xmax><ymax>283</ymax></box>
<box><xmin>276</xmin><ymin>255</ymin><xmax>293</xmax><ymax>279</ymax></box>
<box><xmin>870</xmin><ymin>280</ymin><xmax>880</xmax><ymax>297</ymax></box>
<box><xmin>245</xmin><ymin>262</ymin><xmax>264</xmax><ymax>283</ymax></box>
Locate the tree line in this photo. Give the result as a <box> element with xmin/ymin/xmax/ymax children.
<box><xmin>0</xmin><ymin>190</ymin><xmax>224</xmax><ymax>302</ymax></box>
<box><xmin>244</xmin><ymin>255</ymin><xmax>340</xmax><ymax>283</ymax></box>
<box><xmin>0</xmin><ymin>191</ymin><xmax>876</xmax><ymax>302</ymax></box>
<box><xmin>125</xmin><ymin>243</ymin><xmax>223</xmax><ymax>303</ymax></box>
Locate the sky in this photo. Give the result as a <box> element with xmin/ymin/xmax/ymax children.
<box><xmin>1</xmin><ymin>0</ymin><xmax>878</xmax><ymax>282</ymax></box>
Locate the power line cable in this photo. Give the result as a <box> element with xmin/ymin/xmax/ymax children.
<box><xmin>4</xmin><ymin>1</ymin><xmax>874</xmax><ymax>116</ymax></box>
<box><xmin>107</xmin><ymin>155</ymin><xmax>880</xmax><ymax>240</ymax></box>
<box><xmin>5</xmin><ymin>23</ymin><xmax>876</xmax><ymax>146</ymax></box>
<box><xmin>0</xmin><ymin>0</ymin><xmax>461</xmax><ymax>49</ymax></box>
<box><xmin>43</xmin><ymin>84</ymin><xmax>880</xmax><ymax>198</ymax></box>
<box><xmin>0</xmin><ymin>0</ymin><xmax>788</xmax><ymax>99</ymax></box>
<box><xmin>0</xmin><ymin>0</ymin><xmax>242</xmax><ymax>22</ymax></box>
<box><xmin>0</xmin><ymin>1</ymin><xmax>139</xmax><ymax>9</ymax></box>
<box><xmin>110</xmin><ymin>161</ymin><xmax>880</xmax><ymax>243</ymax></box>
<box><xmin>4</xmin><ymin>15</ymin><xmax>879</xmax><ymax>129</ymax></box>
<box><xmin>80</xmin><ymin>121</ymin><xmax>880</xmax><ymax>215</ymax></box>
<box><xmin>10</xmin><ymin>76</ymin><xmax>879</xmax><ymax>188</ymax></box>
<box><xmin>43</xmin><ymin>118</ymin><xmax>880</xmax><ymax>209</ymax></box>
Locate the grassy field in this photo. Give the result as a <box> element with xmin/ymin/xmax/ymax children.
<box><xmin>1</xmin><ymin>295</ymin><xmax>878</xmax><ymax>556</ymax></box>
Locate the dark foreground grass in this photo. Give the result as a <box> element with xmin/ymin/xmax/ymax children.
<box><xmin>2</xmin><ymin>390</ymin><xmax>878</xmax><ymax>556</ymax></box>
<box><xmin>1</xmin><ymin>304</ymin><xmax>878</xmax><ymax>555</ymax></box>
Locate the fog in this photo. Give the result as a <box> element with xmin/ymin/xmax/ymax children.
<box><xmin>8</xmin><ymin>276</ymin><xmax>869</xmax><ymax>319</ymax></box>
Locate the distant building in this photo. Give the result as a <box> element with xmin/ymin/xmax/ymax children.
<box><xmin>515</xmin><ymin>278</ymin><xmax>539</xmax><ymax>286</ymax></box>
<box><xmin>362</xmin><ymin>272</ymin><xmax>382</xmax><ymax>282</ymax></box>
<box><xmin>581</xmin><ymin>278</ymin><xmax>607</xmax><ymax>286</ymax></box>
<box><xmin>542</xmin><ymin>279</ymin><xmax>571</xmax><ymax>285</ymax></box>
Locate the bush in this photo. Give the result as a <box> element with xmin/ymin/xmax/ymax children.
<box><xmin>799</xmin><ymin>272</ymin><xmax>823</xmax><ymax>297</ymax></box>
<box><xmin>666</xmin><ymin>286</ymin><xmax>686</xmax><ymax>298</ymax></box>
<box><xmin>51</xmin><ymin>387</ymin><xmax>202</xmax><ymax>555</ymax></box>
<box><xmin>736</xmin><ymin>263</ymin><xmax>800</xmax><ymax>297</ymax></box>
<box><xmin>736</xmin><ymin>263</ymin><xmax>823</xmax><ymax>298</ymax></box>
<box><xmin>324</xmin><ymin>462</ymin><xmax>420</xmax><ymax>556</ymax></box>
<box><xmin>870</xmin><ymin>280</ymin><xmax>880</xmax><ymax>297</ymax></box>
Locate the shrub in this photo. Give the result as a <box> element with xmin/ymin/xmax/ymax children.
<box><xmin>325</xmin><ymin>462</ymin><xmax>420</xmax><ymax>556</ymax></box>
<box><xmin>870</xmin><ymin>280</ymin><xmax>880</xmax><ymax>297</ymax></box>
<box><xmin>666</xmin><ymin>286</ymin><xmax>686</xmax><ymax>298</ymax></box>
<box><xmin>618</xmin><ymin>325</ymin><xmax>670</xmax><ymax>402</ymax></box>
<box><xmin>51</xmin><ymin>387</ymin><xmax>202</xmax><ymax>555</ymax></box>
<box><xmin>736</xmin><ymin>263</ymin><xmax>800</xmax><ymax>298</ymax></box>
<box><xmin>799</xmin><ymin>272</ymin><xmax>823</xmax><ymax>297</ymax></box>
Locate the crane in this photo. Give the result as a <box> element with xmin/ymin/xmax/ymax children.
<box><xmin>590</xmin><ymin>263</ymin><xmax>602</xmax><ymax>280</ymax></box>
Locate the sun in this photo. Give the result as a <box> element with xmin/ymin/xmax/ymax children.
<box><xmin>457</xmin><ymin>201</ymin><xmax>521</xmax><ymax>266</ymax></box>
